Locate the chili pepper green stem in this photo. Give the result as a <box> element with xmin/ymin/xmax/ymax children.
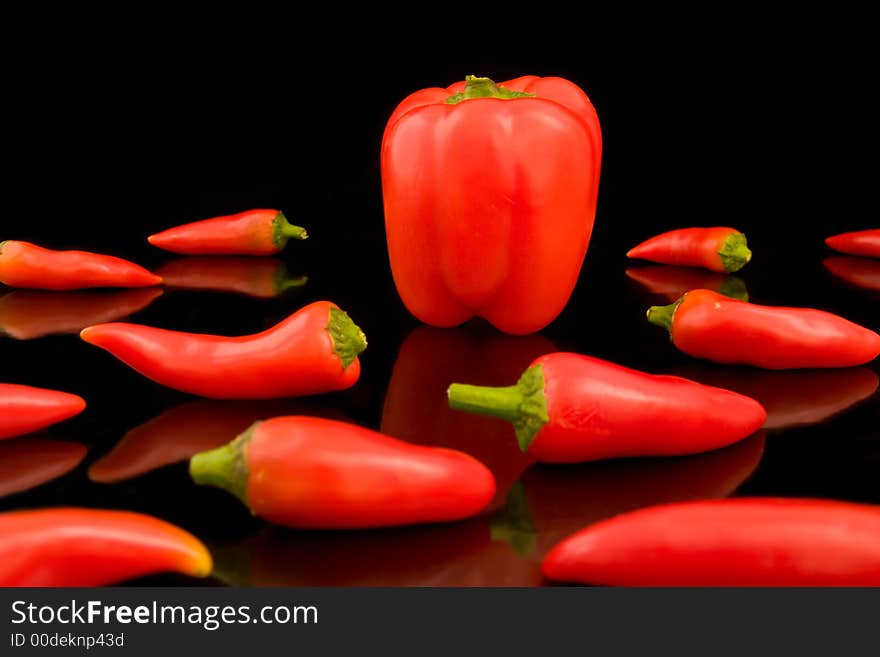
<box><xmin>447</xmin><ymin>364</ymin><xmax>549</xmax><ymax>452</ymax></box>
<box><xmin>272</xmin><ymin>211</ymin><xmax>308</xmax><ymax>246</ymax></box>
<box><xmin>445</xmin><ymin>75</ymin><xmax>535</xmax><ymax>105</ymax></box>
<box><xmin>646</xmin><ymin>296</ymin><xmax>683</xmax><ymax>335</ymax></box>
<box><xmin>327</xmin><ymin>307</ymin><xmax>367</xmax><ymax>369</ymax></box>
<box><xmin>189</xmin><ymin>424</ymin><xmax>255</xmax><ymax>505</ymax></box>
<box><xmin>718</xmin><ymin>232</ymin><xmax>752</xmax><ymax>273</ymax></box>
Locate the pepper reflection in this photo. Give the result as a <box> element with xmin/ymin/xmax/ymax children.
<box><xmin>0</xmin><ymin>288</ymin><xmax>163</xmax><ymax>339</ymax></box>
<box><xmin>382</xmin><ymin>326</ymin><xmax>553</xmax><ymax>509</ymax></box>
<box><xmin>211</xmin><ymin>434</ymin><xmax>764</xmax><ymax>586</ymax></box>
<box><xmin>824</xmin><ymin>256</ymin><xmax>880</xmax><ymax>293</ymax></box>
<box><xmin>0</xmin><ymin>438</ymin><xmax>87</xmax><ymax>497</ymax></box>
<box><xmin>89</xmin><ymin>399</ymin><xmax>347</xmax><ymax>484</ymax></box>
<box><xmin>675</xmin><ymin>365</ymin><xmax>878</xmax><ymax>430</ymax></box>
<box><xmin>625</xmin><ymin>266</ymin><xmax>749</xmax><ymax>302</ymax></box>
<box><xmin>156</xmin><ymin>257</ymin><xmax>307</xmax><ymax>298</ymax></box>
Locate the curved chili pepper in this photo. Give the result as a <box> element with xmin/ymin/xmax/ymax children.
<box><xmin>0</xmin><ymin>508</ymin><xmax>212</xmax><ymax>586</ymax></box>
<box><xmin>156</xmin><ymin>257</ymin><xmax>307</xmax><ymax>298</ymax></box>
<box><xmin>627</xmin><ymin>227</ymin><xmax>752</xmax><ymax>273</ymax></box>
<box><xmin>447</xmin><ymin>352</ymin><xmax>766</xmax><ymax>463</ymax></box>
<box><xmin>648</xmin><ymin>289</ymin><xmax>880</xmax><ymax>369</ymax></box>
<box><xmin>625</xmin><ymin>266</ymin><xmax>748</xmax><ymax>302</ymax></box>
<box><xmin>674</xmin><ymin>365</ymin><xmax>878</xmax><ymax>430</ymax></box>
<box><xmin>0</xmin><ymin>241</ymin><xmax>162</xmax><ymax>290</ymax></box>
<box><xmin>543</xmin><ymin>498</ymin><xmax>880</xmax><ymax>586</ymax></box>
<box><xmin>189</xmin><ymin>416</ymin><xmax>496</xmax><ymax>529</ymax></box>
<box><xmin>826</xmin><ymin>229</ymin><xmax>880</xmax><ymax>259</ymax></box>
<box><xmin>825</xmin><ymin>256</ymin><xmax>880</xmax><ymax>292</ymax></box>
<box><xmin>0</xmin><ymin>288</ymin><xmax>162</xmax><ymax>339</ymax></box>
<box><xmin>383</xmin><ymin>75</ymin><xmax>602</xmax><ymax>335</ymax></box>
<box><xmin>0</xmin><ymin>438</ymin><xmax>87</xmax><ymax>498</ymax></box>
<box><xmin>89</xmin><ymin>399</ymin><xmax>348</xmax><ymax>484</ymax></box>
<box><xmin>79</xmin><ymin>300</ymin><xmax>366</xmax><ymax>399</ymax></box>
<box><xmin>381</xmin><ymin>326</ymin><xmax>546</xmax><ymax>509</ymax></box>
<box><xmin>0</xmin><ymin>384</ymin><xmax>86</xmax><ymax>440</ymax></box>
<box><xmin>148</xmin><ymin>209</ymin><xmax>307</xmax><ymax>256</ymax></box>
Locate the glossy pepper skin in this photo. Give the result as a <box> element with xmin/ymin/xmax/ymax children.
<box><xmin>79</xmin><ymin>301</ymin><xmax>366</xmax><ymax>399</ymax></box>
<box><xmin>382</xmin><ymin>75</ymin><xmax>601</xmax><ymax>335</ymax></box>
<box><xmin>825</xmin><ymin>256</ymin><xmax>880</xmax><ymax>292</ymax></box>
<box><xmin>0</xmin><ymin>438</ymin><xmax>87</xmax><ymax>498</ymax></box>
<box><xmin>0</xmin><ymin>288</ymin><xmax>163</xmax><ymax>339</ymax></box>
<box><xmin>0</xmin><ymin>384</ymin><xmax>86</xmax><ymax>440</ymax></box>
<box><xmin>190</xmin><ymin>416</ymin><xmax>497</xmax><ymax>529</ymax></box>
<box><xmin>826</xmin><ymin>229</ymin><xmax>880</xmax><ymax>259</ymax></box>
<box><xmin>0</xmin><ymin>241</ymin><xmax>162</xmax><ymax>290</ymax></box>
<box><xmin>627</xmin><ymin>227</ymin><xmax>752</xmax><ymax>273</ymax></box>
<box><xmin>0</xmin><ymin>508</ymin><xmax>212</xmax><ymax>586</ymax></box>
<box><xmin>648</xmin><ymin>289</ymin><xmax>880</xmax><ymax>369</ymax></box>
<box><xmin>148</xmin><ymin>209</ymin><xmax>307</xmax><ymax>256</ymax></box>
<box><xmin>156</xmin><ymin>257</ymin><xmax>307</xmax><ymax>298</ymax></box>
<box><xmin>543</xmin><ymin>498</ymin><xmax>880</xmax><ymax>586</ymax></box>
<box><xmin>447</xmin><ymin>352</ymin><xmax>766</xmax><ymax>464</ymax></box>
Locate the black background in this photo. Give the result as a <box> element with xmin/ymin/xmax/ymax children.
<box><xmin>1</xmin><ymin>27</ymin><xmax>878</xmax><ymax>585</ymax></box>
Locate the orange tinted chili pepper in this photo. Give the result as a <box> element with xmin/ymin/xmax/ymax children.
<box><xmin>0</xmin><ymin>508</ymin><xmax>212</xmax><ymax>586</ymax></box>
<box><xmin>0</xmin><ymin>384</ymin><xmax>86</xmax><ymax>440</ymax></box>
<box><xmin>627</xmin><ymin>227</ymin><xmax>752</xmax><ymax>273</ymax></box>
<box><xmin>80</xmin><ymin>301</ymin><xmax>366</xmax><ymax>399</ymax></box>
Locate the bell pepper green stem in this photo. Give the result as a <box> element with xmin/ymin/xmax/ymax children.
<box><xmin>448</xmin><ymin>364</ymin><xmax>549</xmax><ymax>452</ymax></box>
<box><xmin>445</xmin><ymin>75</ymin><xmax>535</xmax><ymax>105</ymax></box>
<box><xmin>189</xmin><ymin>423</ymin><xmax>255</xmax><ymax>505</ymax></box>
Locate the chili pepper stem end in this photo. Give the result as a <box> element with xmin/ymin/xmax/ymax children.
<box><xmin>189</xmin><ymin>424</ymin><xmax>254</xmax><ymax>505</ymax></box>
<box><xmin>718</xmin><ymin>232</ymin><xmax>752</xmax><ymax>273</ymax></box>
<box><xmin>327</xmin><ymin>307</ymin><xmax>367</xmax><ymax>369</ymax></box>
<box><xmin>646</xmin><ymin>296</ymin><xmax>683</xmax><ymax>335</ymax></box>
<box><xmin>273</xmin><ymin>212</ymin><xmax>308</xmax><ymax>246</ymax></box>
<box><xmin>447</xmin><ymin>364</ymin><xmax>549</xmax><ymax>452</ymax></box>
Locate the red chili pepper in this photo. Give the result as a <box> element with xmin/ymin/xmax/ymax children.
<box><xmin>382</xmin><ymin>75</ymin><xmax>602</xmax><ymax>335</ymax></box>
<box><xmin>826</xmin><ymin>229</ymin><xmax>880</xmax><ymax>259</ymax></box>
<box><xmin>0</xmin><ymin>438</ymin><xmax>87</xmax><ymax>498</ymax></box>
<box><xmin>0</xmin><ymin>241</ymin><xmax>162</xmax><ymax>290</ymax></box>
<box><xmin>381</xmin><ymin>326</ymin><xmax>546</xmax><ymax>510</ymax></box>
<box><xmin>0</xmin><ymin>384</ymin><xmax>86</xmax><ymax>440</ymax></box>
<box><xmin>625</xmin><ymin>266</ymin><xmax>748</xmax><ymax>303</ymax></box>
<box><xmin>0</xmin><ymin>508</ymin><xmax>212</xmax><ymax>586</ymax></box>
<box><xmin>189</xmin><ymin>416</ymin><xmax>496</xmax><ymax>529</ymax></box>
<box><xmin>648</xmin><ymin>289</ymin><xmax>880</xmax><ymax>369</ymax></box>
<box><xmin>79</xmin><ymin>301</ymin><xmax>366</xmax><ymax>399</ymax></box>
<box><xmin>89</xmin><ymin>399</ymin><xmax>348</xmax><ymax>484</ymax></box>
<box><xmin>0</xmin><ymin>288</ymin><xmax>163</xmax><ymax>339</ymax></box>
<box><xmin>543</xmin><ymin>498</ymin><xmax>880</xmax><ymax>586</ymax></box>
<box><xmin>148</xmin><ymin>209</ymin><xmax>307</xmax><ymax>256</ymax></box>
<box><xmin>156</xmin><ymin>257</ymin><xmax>308</xmax><ymax>298</ymax></box>
<box><xmin>447</xmin><ymin>352</ymin><xmax>766</xmax><ymax>464</ymax></box>
<box><xmin>627</xmin><ymin>227</ymin><xmax>752</xmax><ymax>273</ymax></box>
<box><xmin>825</xmin><ymin>256</ymin><xmax>880</xmax><ymax>292</ymax></box>
<box><xmin>674</xmin><ymin>365</ymin><xmax>878</xmax><ymax>430</ymax></box>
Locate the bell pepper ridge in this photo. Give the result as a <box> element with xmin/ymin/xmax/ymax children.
<box><xmin>448</xmin><ymin>364</ymin><xmax>549</xmax><ymax>452</ymax></box>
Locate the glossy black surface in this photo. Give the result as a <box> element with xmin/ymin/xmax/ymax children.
<box><xmin>2</xmin><ymin>47</ymin><xmax>878</xmax><ymax>585</ymax></box>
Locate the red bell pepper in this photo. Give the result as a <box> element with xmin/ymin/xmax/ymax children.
<box><xmin>0</xmin><ymin>241</ymin><xmax>162</xmax><ymax>290</ymax></box>
<box><xmin>381</xmin><ymin>326</ymin><xmax>548</xmax><ymax>509</ymax></box>
<box><xmin>0</xmin><ymin>438</ymin><xmax>87</xmax><ymax>498</ymax></box>
<box><xmin>627</xmin><ymin>227</ymin><xmax>752</xmax><ymax>273</ymax></box>
<box><xmin>543</xmin><ymin>498</ymin><xmax>880</xmax><ymax>586</ymax></box>
<box><xmin>447</xmin><ymin>352</ymin><xmax>766</xmax><ymax>463</ymax></box>
<box><xmin>382</xmin><ymin>75</ymin><xmax>602</xmax><ymax>335</ymax></box>
<box><xmin>89</xmin><ymin>399</ymin><xmax>347</xmax><ymax>484</ymax></box>
<box><xmin>0</xmin><ymin>508</ymin><xmax>212</xmax><ymax>586</ymax></box>
<box><xmin>625</xmin><ymin>266</ymin><xmax>748</xmax><ymax>302</ymax></box>
<box><xmin>156</xmin><ymin>257</ymin><xmax>307</xmax><ymax>298</ymax></box>
<box><xmin>825</xmin><ymin>256</ymin><xmax>880</xmax><ymax>293</ymax></box>
<box><xmin>0</xmin><ymin>288</ymin><xmax>162</xmax><ymax>339</ymax></box>
<box><xmin>189</xmin><ymin>416</ymin><xmax>496</xmax><ymax>529</ymax></box>
<box><xmin>648</xmin><ymin>289</ymin><xmax>880</xmax><ymax>369</ymax></box>
<box><xmin>826</xmin><ymin>229</ymin><xmax>880</xmax><ymax>259</ymax></box>
<box><xmin>79</xmin><ymin>301</ymin><xmax>366</xmax><ymax>399</ymax></box>
<box><xmin>0</xmin><ymin>384</ymin><xmax>86</xmax><ymax>440</ymax></box>
<box><xmin>148</xmin><ymin>209</ymin><xmax>307</xmax><ymax>256</ymax></box>
<box><xmin>674</xmin><ymin>365</ymin><xmax>878</xmax><ymax>430</ymax></box>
